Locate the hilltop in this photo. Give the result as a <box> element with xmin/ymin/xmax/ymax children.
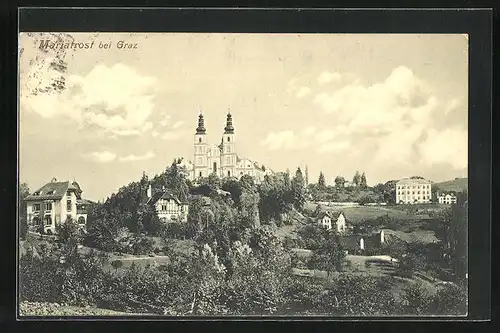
<box><xmin>433</xmin><ymin>178</ymin><xmax>468</xmax><ymax>193</ymax></box>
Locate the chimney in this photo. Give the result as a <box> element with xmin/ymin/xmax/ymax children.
<box><xmin>51</xmin><ymin>177</ymin><xmax>57</xmax><ymax>183</ymax></box>
<box><xmin>147</xmin><ymin>184</ymin><xmax>152</xmax><ymax>198</ymax></box>
<box><xmin>380</xmin><ymin>230</ymin><xmax>385</xmax><ymax>244</ymax></box>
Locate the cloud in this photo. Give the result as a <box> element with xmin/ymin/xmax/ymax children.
<box><xmin>86</xmin><ymin>151</ymin><xmax>117</xmax><ymax>163</ymax></box>
<box><xmin>119</xmin><ymin>151</ymin><xmax>156</xmax><ymax>162</ymax></box>
<box><xmin>260</xmin><ymin>130</ymin><xmax>308</xmax><ymax>151</ymax></box>
<box><xmin>161</xmin><ymin>131</ymin><xmax>184</xmax><ymax>141</ymax></box>
<box><xmin>296</xmin><ymin>87</ymin><xmax>311</xmax><ymax>98</ymax></box>
<box><xmin>418</xmin><ymin>128</ymin><xmax>467</xmax><ymax>169</ymax></box>
<box><xmin>310</xmin><ymin>65</ymin><xmax>466</xmax><ymax>170</ymax></box>
<box><xmin>317</xmin><ymin>71</ymin><xmax>342</xmax><ymax>85</ymax></box>
<box><xmin>172</xmin><ymin>120</ymin><xmax>184</xmax><ymax>129</ymax></box>
<box><xmin>317</xmin><ymin>141</ymin><xmax>351</xmax><ymax>153</ymax></box>
<box><xmin>261</xmin><ymin>127</ymin><xmax>350</xmax><ymax>153</ymax></box>
<box><xmin>21</xmin><ymin>59</ymin><xmax>159</xmax><ymax>137</ymax></box>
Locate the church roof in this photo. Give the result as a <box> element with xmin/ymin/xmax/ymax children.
<box><xmin>196</xmin><ymin>112</ymin><xmax>206</xmax><ymax>134</ymax></box>
<box><xmin>224</xmin><ymin>112</ymin><xmax>234</xmax><ymax>134</ymax></box>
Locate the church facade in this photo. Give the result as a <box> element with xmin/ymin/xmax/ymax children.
<box><xmin>185</xmin><ymin>112</ymin><xmax>272</xmax><ymax>184</ymax></box>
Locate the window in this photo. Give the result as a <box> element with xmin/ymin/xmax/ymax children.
<box><xmin>67</xmin><ymin>191</ymin><xmax>71</xmax><ymax>197</ymax></box>
<box><xmin>44</xmin><ymin>216</ymin><xmax>52</xmax><ymax>226</ymax></box>
<box><xmin>198</xmin><ymin>137</ymin><xmax>202</xmax><ymax>143</ymax></box>
<box><xmin>33</xmin><ymin>204</ymin><xmax>40</xmax><ymax>212</ymax></box>
<box><xmin>67</xmin><ymin>200</ymin><xmax>72</xmax><ymax>211</ymax></box>
<box><xmin>67</xmin><ymin>214</ymin><xmax>72</xmax><ymax>221</ymax></box>
<box><xmin>32</xmin><ymin>216</ymin><xmax>41</xmax><ymax>226</ymax></box>
<box><xmin>44</xmin><ymin>202</ymin><xmax>52</xmax><ymax>211</ymax></box>
<box><xmin>199</xmin><ymin>172</ymin><xmax>202</xmax><ymax>177</ymax></box>
<box><xmin>228</xmin><ymin>171</ymin><xmax>231</xmax><ymax>177</ymax></box>
<box><xmin>78</xmin><ymin>216</ymin><xmax>86</xmax><ymax>225</ymax></box>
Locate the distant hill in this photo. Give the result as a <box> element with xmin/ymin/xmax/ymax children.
<box><xmin>433</xmin><ymin>178</ymin><xmax>468</xmax><ymax>193</ymax></box>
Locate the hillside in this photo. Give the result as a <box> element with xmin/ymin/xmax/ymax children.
<box><xmin>433</xmin><ymin>178</ymin><xmax>468</xmax><ymax>193</ymax></box>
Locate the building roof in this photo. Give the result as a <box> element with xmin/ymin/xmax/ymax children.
<box><xmin>396</xmin><ymin>178</ymin><xmax>432</xmax><ymax>185</ymax></box>
<box><xmin>25</xmin><ymin>180</ymin><xmax>82</xmax><ymax>201</ymax></box>
<box><xmin>147</xmin><ymin>190</ymin><xmax>185</xmax><ymax>206</ymax></box>
<box><xmin>438</xmin><ymin>192</ymin><xmax>457</xmax><ymax>197</ymax></box>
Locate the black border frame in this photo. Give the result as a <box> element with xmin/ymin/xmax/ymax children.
<box><xmin>5</xmin><ymin>6</ymin><xmax>492</xmax><ymax>325</ymax></box>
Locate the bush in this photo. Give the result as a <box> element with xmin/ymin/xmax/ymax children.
<box><xmin>131</xmin><ymin>236</ymin><xmax>155</xmax><ymax>255</ymax></box>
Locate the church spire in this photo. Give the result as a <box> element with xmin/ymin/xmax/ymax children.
<box><xmin>196</xmin><ymin>111</ymin><xmax>206</xmax><ymax>134</ymax></box>
<box><xmin>224</xmin><ymin>109</ymin><xmax>234</xmax><ymax>134</ymax></box>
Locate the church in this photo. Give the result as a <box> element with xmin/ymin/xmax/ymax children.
<box><xmin>182</xmin><ymin>112</ymin><xmax>272</xmax><ymax>184</ymax></box>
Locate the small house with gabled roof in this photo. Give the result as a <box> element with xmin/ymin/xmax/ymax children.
<box><xmin>24</xmin><ymin>178</ymin><xmax>90</xmax><ymax>234</ymax></box>
<box><xmin>146</xmin><ymin>184</ymin><xmax>189</xmax><ymax>222</ymax></box>
<box><xmin>318</xmin><ymin>211</ymin><xmax>347</xmax><ymax>234</ymax></box>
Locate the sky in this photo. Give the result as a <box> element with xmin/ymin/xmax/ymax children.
<box><xmin>19</xmin><ymin>33</ymin><xmax>468</xmax><ymax>201</ymax></box>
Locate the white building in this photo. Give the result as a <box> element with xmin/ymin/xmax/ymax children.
<box><xmin>146</xmin><ymin>185</ymin><xmax>189</xmax><ymax>222</ymax></box>
<box><xmin>24</xmin><ymin>178</ymin><xmax>90</xmax><ymax>234</ymax></box>
<box><xmin>318</xmin><ymin>211</ymin><xmax>347</xmax><ymax>233</ymax></box>
<box><xmin>437</xmin><ymin>192</ymin><xmax>457</xmax><ymax>205</ymax></box>
<box><xmin>188</xmin><ymin>112</ymin><xmax>273</xmax><ymax>184</ymax></box>
<box><xmin>396</xmin><ymin>178</ymin><xmax>432</xmax><ymax>204</ymax></box>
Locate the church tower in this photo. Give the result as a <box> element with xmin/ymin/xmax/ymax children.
<box><xmin>193</xmin><ymin>112</ymin><xmax>208</xmax><ymax>179</ymax></box>
<box><xmin>220</xmin><ymin>110</ymin><xmax>236</xmax><ymax>178</ymax></box>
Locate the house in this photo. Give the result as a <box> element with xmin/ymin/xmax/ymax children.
<box><xmin>24</xmin><ymin>178</ymin><xmax>90</xmax><ymax>234</ymax></box>
<box><xmin>146</xmin><ymin>184</ymin><xmax>189</xmax><ymax>222</ymax></box>
<box><xmin>318</xmin><ymin>211</ymin><xmax>347</xmax><ymax>233</ymax></box>
<box><xmin>437</xmin><ymin>192</ymin><xmax>457</xmax><ymax>205</ymax></box>
<box><xmin>396</xmin><ymin>178</ymin><xmax>432</xmax><ymax>204</ymax></box>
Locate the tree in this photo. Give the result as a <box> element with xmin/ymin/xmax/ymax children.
<box><xmin>318</xmin><ymin>172</ymin><xmax>326</xmax><ymax>189</ymax></box>
<box><xmin>311</xmin><ymin>229</ymin><xmax>346</xmax><ymax>276</ymax></box>
<box><xmin>19</xmin><ymin>183</ymin><xmax>30</xmax><ymax>239</ymax></box>
<box><xmin>291</xmin><ymin>167</ymin><xmax>306</xmax><ymax>210</ymax></box>
<box><xmin>445</xmin><ymin>192</ymin><xmax>468</xmax><ymax>279</ymax></box>
<box><xmin>56</xmin><ymin>217</ymin><xmax>83</xmax><ymax>258</ymax></box>
<box><xmin>111</xmin><ymin>260</ymin><xmax>123</xmax><ymax>273</ymax></box>
<box><xmin>334</xmin><ymin>176</ymin><xmax>346</xmax><ymax>188</ymax></box>
<box><xmin>305</xmin><ymin>165</ymin><xmax>309</xmax><ymax>186</ymax></box>
<box><xmin>352</xmin><ymin>171</ymin><xmax>361</xmax><ymax>187</ymax></box>
<box><xmin>360</xmin><ymin>172</ymin><xmax>367</xmax><ymax>188</ymax></box>
<box><xmin>137</xmin><ymin>202</ymin><xmax>162</xmax><ymax>236</ymax></box>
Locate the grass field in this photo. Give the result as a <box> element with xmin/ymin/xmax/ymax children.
<box><xmin>291</xmin><ymin>253</ymin><xmax>440</xmax><ymax>299</ymax></box>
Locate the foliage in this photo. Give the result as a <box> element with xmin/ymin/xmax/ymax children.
<box><xmin>372</xmin><ymin>180</ymin><xmax>398</xmax><ymax>204</ymax></box>
<box><xmin>318</xmin><ymin>172</ymin><xmax>326</xmax><ymax>189</ymax></box>
<box><xmin>433</xmin><ymin>283</ymin><xmax>467</xmax><ymax>315</ymax></box>
<box><xmin>334</xmin><ymin>176</ymin><xmax>346</xmax><ymax>188</ymax></box>
<box><xmin>291</xmin><ymin>167</ymin><xmax>306</xmax><ymax>211</ymax></box>
<box><xmin>311</xmin><ymin>229</ymin><xmax>346</xmax><ymax>275</ymax></box>
<box><xmin>19</xmin><ymin>246</ymin><xmax>63</xmax><ymax>303</ymax></box>
<box><xmin>401</xmin><ymin>282</ymin><xmax>433</xmax><ymax>315</ymax></box>
<box><xmin>258</xmin><ymin>173</ymin><xmax>294</xmax><ymax>223</ymax></box>
<box><xmin>360</xmin><ymin>172</ymin><xmax>367</xmax><ymax>188</ymax></box>
<box><xmin>110</xmin><ymin>260</ymin><xmax>123</xmax><ymax>272</ymax></box>
<box><xmin>56</xmin><ymin>218</ymin><xmax>83</xmax><ymax>257</ymax></box>
<box><xmin>320</xmin><ymin>275</ymin><xmax>402</xmax><ymax>316</ymax></box>
<box><xmin>352</xmin><ymin>171</ymin><xmax>361</xmax><ymax>187</ymax></box>
<box><xmin>19</xmin><ymin>183</ymin><xmax>30</xmax><ymax>239</ymax></box>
